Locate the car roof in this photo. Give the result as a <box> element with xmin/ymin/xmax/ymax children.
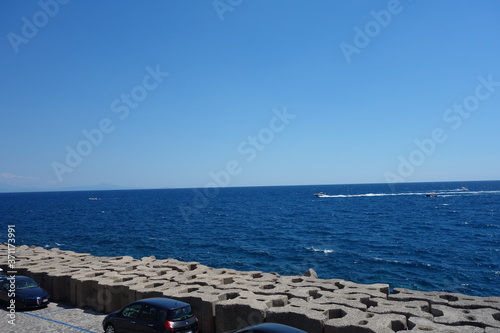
<box><xmin>133</xmin><ymin>297</ymin><xmax>190</xmax><ymax>310</ymax></box>
<box><xmin>0</xmin><ymin>275</ymin><xmax>34</xmax><ymax>281</ymax></box>
<box><xmin>237</xmin><ymin>323</ymin><xmax>308</xmax><ymax>333</ymax></box>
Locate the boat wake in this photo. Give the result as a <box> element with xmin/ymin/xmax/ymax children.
<box><xmin>314</xmin><ymin>190</ymin><xmax>500</xmax><ymax>198</ymax></box>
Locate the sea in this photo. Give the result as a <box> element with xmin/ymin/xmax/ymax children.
<box><xmin>1</xmin><ymin>180</ymin><xmax>499</xmax><ymax>297</ymax></box>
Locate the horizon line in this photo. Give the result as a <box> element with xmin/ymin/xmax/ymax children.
<box><xmin>1</xmin><ymin>179</ymin><xmax>499</xmax><ymax>194</ymax></box>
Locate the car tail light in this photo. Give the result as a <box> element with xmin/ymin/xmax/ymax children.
<box><xmin>165</xmin><ymin>321</ymin><xmax>175</xmax><ymax>331</ymax></box>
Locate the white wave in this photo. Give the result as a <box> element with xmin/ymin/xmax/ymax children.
<box><xmin>306</xmin><ymin>247</ymin><xmax>334</xmax><ymax>254</ymax></box>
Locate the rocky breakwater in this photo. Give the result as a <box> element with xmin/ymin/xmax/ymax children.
<box><xmin>2</xmin><ymin>244</ymin><xmax>500</xmax><ymax>333</ymax></box>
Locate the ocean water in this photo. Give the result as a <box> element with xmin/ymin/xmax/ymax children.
<box><xmin>1</xmin><ymin>181</ymin><xmax>499</xmax><ymax>297</ymax></box>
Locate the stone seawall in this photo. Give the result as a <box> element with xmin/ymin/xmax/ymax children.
<box><xmin>2</xmin><ymin>244</ymin><xmax>500</xmax><ymax>333</ymax></box>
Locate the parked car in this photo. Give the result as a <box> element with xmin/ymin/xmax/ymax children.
<box><xmin>233</xmin><ymin>323</ymin><xmax>308</xmax><ymax>333</ymax></box>
<box><xmin>0</xmin><ymin>275</ymin><xmax>50</xmax><ymax>309</ymax></box>
<box><xmin>103</xmin><ymin>297</ymin><xmax>199</xmax><ymax>333</ymax></box>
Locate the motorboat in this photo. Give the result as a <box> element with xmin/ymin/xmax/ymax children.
<box><xmin>314</xmin><ymin>192</ymin><xmax>327</xmax><ymax>197</ymax></box>
<box><xmin>425</xmin><ymin>193</ymin><xmax>438</xmax><ymax>197</ymax></box>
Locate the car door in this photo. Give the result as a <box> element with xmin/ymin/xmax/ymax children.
<box><xmin>114</xmin><ymin>303</ymin><xmax>145</xmax><ymax>332</ymax></box>
<box><xmin>136</xmin><ymin>303</ymin><xmax>163</xmax><ymax>333</ymax></box>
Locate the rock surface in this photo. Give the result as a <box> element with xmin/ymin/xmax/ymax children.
<box><xmin>2</xmin><ymin>244</ymin><xmax>499</xmax><ymax>333</ymax></box>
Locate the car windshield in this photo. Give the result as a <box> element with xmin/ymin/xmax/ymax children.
<box><xmin>15</xmin><ymin>278</ymin><xmax>39</xmax><ymax>290</ymax></box>
<box><xmin>168</xmin><ymin>306</ymin><xmax>193</xmax><ymax>321</ymax></box>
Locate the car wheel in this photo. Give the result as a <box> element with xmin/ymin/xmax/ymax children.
<box><xmin>105</xmin><ymin>324</ymin><xmax>116</xmax><ymax>333</ymax></box>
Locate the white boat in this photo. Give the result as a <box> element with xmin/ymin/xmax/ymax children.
<box><xmin>314</xmin><ymin>192</ymin><xmax>327</xmax><ymax>197</ymax></box>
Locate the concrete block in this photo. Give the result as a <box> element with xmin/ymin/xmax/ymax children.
<box><xmin>50</xmin><ymin>269</ymin><xmax>77</xmax><ymax>302</ymax></box>
<box><xmin>162</xmin><ymin>258</ymin><xmax>199</xmax><ymax>273</ymax></box>
<box><xmin>303</xmin><ymin>268</ymin><xmax>318</xmax><ymax>278</ymax></box>
<box><xmin>104</xmin><ymin>283</ymin><xmax>132</xmax><ymax>313</ymax></box>
<box><xmin>368</xmin><ymin>297</ymin><xmax>433</xmax><ymax>320</ymax></box>
<box><xmin>234</xmin><ymin>290</ymin><xmax>288</xmax><ymax>310</ymax></box>
<box><xmin>335</xmin><ymin>281</ymin><xmax>389</xmax><ymax>298</ymax></box>
<box><xmin>324</xmin><ymin>305</ymin><xmax>406</xmax><ymax>333</ymax></box>
<box><xmin>310</xmin><ymin>291</ymin><xmax>370</xmax><ymax>311</ymax></box>
<box><xmin>266</xmin><ymin>299</ymin><xmax>326</xmax><ymax>333</ymax></box>
<box><xmin>276</xmin><ymin>287</ymin><xmax>319</xmax><ymax>302</ymax></box>
<box><xmin>81</xmin><ymin>278</ymin><xmax>101</xmax><ymax>311</ymax></box>
<box><xmin>71</xmin><ymin>272</ymin><xmax>107</xmax><ymax>311</ymax></box>
<box><xmin>134</xmin><ymin>279</ymin><xmax>168</xmax><ymax>300</ymax></box>
<box><xmin>486</xmin><ymin>328</ymin><xmax>500</xmax><ymax>333</ymax></box>
<box><xmin>392</xmin><ymin>288</ymin><xmax>500</xmax><ymax>311</ymax></box>
<box><xmin>432</xmin><ymin>304</ymin><xmax>500</xmax><ymax>329</ymax></box>
<box><xmin>277</xmin><ymin>276</ymin><xmax>339</xmax><ymax>291</ymax></box>
<box><xmin>240</xmin><ymin>271</ymin><xmax>281</xmax><ymax>283</ymax></box>
<box><xmin>399</xmin><ymin>317</ymin><xmax>485</xmax><ymax>332</ymax></box>
<box><xmin>93</xmin><ymin>274</ymin><xmax>133</xmax><ymax>313</ymax></box>
<box><xmin>311</xmin><ymin>279</ymin><xmax>345</xmax><ymax>293</ymax></box>
<box><xmin>159</xmin><ymin>283</ymin><xmax>202</xmax><ymax>299</ymax></box>
<box><xmin>215</xmin><ymin>296</ymin><xmax>268</xmax><ymax>333</ymax></box>
<box><xmin>247</xmin><ymin>281</ymin><xmax>291</xmax><ymax>297</ymax></box>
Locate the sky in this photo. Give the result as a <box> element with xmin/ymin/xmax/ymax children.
<box><xmin>1</xmin><ymin>0</ymin><xmax>500</xmax><ymax>192</ymax></box>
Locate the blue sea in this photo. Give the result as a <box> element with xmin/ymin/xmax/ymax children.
<box><xmin>1</xmin><ymin>181</ymin><xmax>499</xmax><ymax>297</ymax></box>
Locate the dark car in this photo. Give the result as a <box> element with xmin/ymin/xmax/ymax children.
<box><xmin>233</xmin><ymin>323</ymin><xmax>308</xmax><ymax>333</ymax></box>
<box><xmin>0</xmin><ymin>275</ymin><xmax>50</xmax><ymax>309</ymax></box>
<box><xmin>103</xmin><ymin>297</ymin><xmax>199</xmax><ymax>333</ymax></box>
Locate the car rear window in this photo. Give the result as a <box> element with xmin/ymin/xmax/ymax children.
<box><xmin>167</xmin><ymin>306</ymin><xmax>193</xmax><ymax>321</ymax></box>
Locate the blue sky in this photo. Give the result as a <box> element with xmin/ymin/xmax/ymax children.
<box><xmin>1</xmin><ymin>0</ymin><xmax>499</xmax><ymax>192</ymax></box>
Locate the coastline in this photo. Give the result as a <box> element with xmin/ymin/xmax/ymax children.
<box><xmin>2</xmin><ymin>244</ymin><xmax>499</xmax><ymax>333</ymax></box>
